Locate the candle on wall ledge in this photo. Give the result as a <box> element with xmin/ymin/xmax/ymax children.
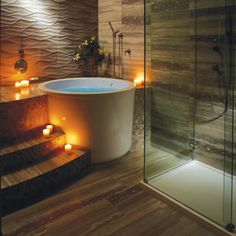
<box><xmin>134</xmin><ymin>78</ymin><xmax>144</xmax><ymax>88</ymax></box>
<box><xmin>43</xmin><ymin>128</ymin><xmax>50</xmax><ymax>138</ymax></box>
<box><xmin>20</xmin><ymin>80</ymin><xmax>29</xmax><ymax>87</ymax></box>
<box><xmin>46</xmin><ymin>124</ymin><xmax>53</xmax><ymax>134</ymax></box>
<box><xmin>134</xmin><ymin>78</ymin><xmax>142</xmax><ymax>87</ymax></box>
<box><xmin>65</xmin><ymin>144</ymin><xmax>72</xmax><ymax>152</ymax></box>
<box><xmin>15</xmin><ymin>81</ymin><xmax>21</xmax><ymax>88</ymax></box>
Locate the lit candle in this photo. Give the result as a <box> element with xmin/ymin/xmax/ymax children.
<box><xmin>134</xmin><ymin>75</ymin><xmax>144</xmax><ymax>88</ymax></box>
<box><xmin>15</xmin><ymin>81</ymin><xmax>21</xmax><ymax>88</ymax></box>
<box><xmin>65</xmin><ymin>144</ymin><xmax>72</xmax><ymax>152</ymax></box>
<box><xmin>20</xmin><ymin>80</ymin><xmax>29</xmax><ymax>87</ymax></box>
<box><xmin>43</xmin><ymin>128</ymin><xmax>50</xmax><ymax>138</ymax></box>
<box><xmin>46</xmin><ymin>125</ymin><xmax>53</xmax><ymax>133</ymax></box>
<box><xmin>134</xmin><ymin>78</ymin><xmax>142</xmax><ymax>87</ymax></box>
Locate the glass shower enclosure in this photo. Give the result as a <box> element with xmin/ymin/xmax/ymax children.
<box><xmin>144</xmin><ymin>0</ymin><xmax>235</xmax><ymax>231</ymax></box>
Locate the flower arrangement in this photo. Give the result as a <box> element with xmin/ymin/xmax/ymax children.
<box><xmin>73</xmin><ymin>36</ymin><xmax>106</xmax><ymax>65</ymax></box>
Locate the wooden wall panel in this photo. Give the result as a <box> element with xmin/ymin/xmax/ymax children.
<box><xmin>98</xmin><ymin>0</ymin><xmax>144</xmax><ymax>81</ymax></box>
<box><xmin>194</xmin><ymin>1</ymin><xmax>236</xmax><ymax>170</ymax></box>
<box><xmin>0</xmin><ymin>0</ymin><xmax>98</xmax><ymax>85</ymax></box>
<box><xmin>148</xmin><ymin>0</ymin><xmax>236</xmax><ymax>172</ymax></box>
<box><xmin>149</xmin><ymin>0</ymin><xmax>194</xmax><ymax>157</ymax></box>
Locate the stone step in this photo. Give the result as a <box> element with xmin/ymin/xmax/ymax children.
<box><xmin>1</xmin><ymin>149</ymin><xmax>91</xmax><ymax>216</ymax></box>
<box><xmin>0</xmin><ymin>127</ymin><xmax>66</xmax><ymax>174</ymax></box>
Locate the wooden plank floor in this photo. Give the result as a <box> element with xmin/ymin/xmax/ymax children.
<box><xmin>2</xmin><ymin>145</ymin><xmax>219</xmax><ymax>236</ymax></box>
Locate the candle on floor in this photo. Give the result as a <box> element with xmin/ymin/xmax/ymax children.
<box><xmin>43</xmin><ymin>128</ymin><xmax>50</xmax><ymax>138</ymax></box>
<box><xmin>65</xmin><ymin>144</ymin><xmax>72</xmax><ymax>152</ymax></box>
<box><xmin>20</xmin><ymin>80</ymin><xmax>29</xmax><ymax>87</ymax></box>
<box><xmin>15</xmin><ymin>81</ymin><xmax>21</xmax><ymax>88</ymax></box>
<box><xmin>46</xmin><ymin>124</ymin><xmax>53</xmax><ymax>134</ymax></box>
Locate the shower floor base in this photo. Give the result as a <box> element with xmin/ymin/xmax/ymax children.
<box><xmin>148</xmin><ymin>161</ymin><xmax>236</xmax><ymax>227</ymax></box>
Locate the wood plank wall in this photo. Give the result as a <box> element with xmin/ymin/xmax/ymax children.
<box><xmin>150</xmin><ymin>0</ymin><xmax>195</xmax><ymax>159</ymax></box>
<box><xmin>194</xmin><ymin>1</ymin><xmax>236</xmax><ymax>171</ymax></box>
<box><xmin>0</xmin><ymin>0</ymin><xmax>98</xmax><ymax>85</ymax></box>
<box><xmin>149</xmin><ymin>0</ymin><xmax>236</xmax><ymax>172</ymax></box>
<box><xmin>98</xmin><ymin>0</ymin><xmax>144</xmax><ymax>81</ymax></box>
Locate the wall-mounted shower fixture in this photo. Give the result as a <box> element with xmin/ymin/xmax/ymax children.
<box><xmin>118</xmin><ymin>32</ymin><xmax>124</xmax><ymax>79</ymax></box>
<box><xmin>108</xmin><ymin>21</ymin><xmax>120</xmax><ymax>37</ymax></box>
<box><xmin>212</xmin><ymin>46</ymin><xmax>223</xmax><ymax>58</ymax></box>
<box><xmin>108</xmin><ymin>21</ymin><xmax>119</xmax><ymax>78</ymax></box>
<box><xmin>15</xmin><ymin>49</ymin><xmax>28</xmax><ymax>73</ymax></box>
<box><xmin>108</xmin><ymin>21</ymin><xmax>124</xmax><ymax>79</ymax></box>
<box><xmin>211</xmin><ymin>61</ymin><xmax>228</xmax><ymax>118</ymax></box>
<box><xmin>125</xmin><ymin>49</ymin><xmax>131</xmax><ymax>56</ymax></box>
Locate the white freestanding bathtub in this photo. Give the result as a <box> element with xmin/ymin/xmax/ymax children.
<box><xmin>40</xmin><ymin>77</ymin><xmax>135</xmax><ymax>163</ymax></box>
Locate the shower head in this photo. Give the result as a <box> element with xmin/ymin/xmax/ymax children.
<box><xmin>108</xmin><ymin>21</ymin><xmax>119</xmax><ymax>36</ymax></box>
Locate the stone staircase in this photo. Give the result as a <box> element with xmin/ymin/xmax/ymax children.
<box><xmin>0</xmin><ymin>85</ymin><xmax>91</xmax><ymax>216</ymax></box>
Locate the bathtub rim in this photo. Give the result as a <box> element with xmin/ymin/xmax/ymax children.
<box><xmin>39</xmin><ymin>77</ymin><xmax>135</xmax><ymax>96</ymax></box>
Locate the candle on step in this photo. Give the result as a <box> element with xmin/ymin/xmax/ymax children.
<box><xmin>15</xmin><ymin>81</ymin><xmax>21</xmax><ymax>88</ymax></box>
<box><xmin>43</xmin><ymin>128</ymin><xmax>50</xmax><ymax>138</ymax></box>
<box><xmin>20</xmin><ymin>80</ymin><xmax>29</xmax><ymax>87</ymax></box>
<box><xmin>65</xmin><ymin>144</ymin><xmax>72</xmax><ymax>152</ymax></box>
<box><xmin>46</xmin><ymin>124</ymin><xmax>53</xmax><ymax>134</ymax></box>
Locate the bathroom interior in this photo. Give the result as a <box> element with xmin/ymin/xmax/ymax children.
<box><xmin>0</xmin><ymin>0</ymin><xmax>235</xmax><ymax>235</ymax></box>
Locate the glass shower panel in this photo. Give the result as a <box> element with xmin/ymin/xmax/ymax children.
<box><xmin>223</xmin><ymin>0</ymin><xmax>235</xmax><ymax>228</ymax></box>
<box><xmin>144</xmin><ymin>0</ymin><xmax>194</xmax><ymax>181</ymax></box>
<box><xmin>144</xmin><ymin>0</ymin><xmax>235</xmax><ymax>230</ymax></box>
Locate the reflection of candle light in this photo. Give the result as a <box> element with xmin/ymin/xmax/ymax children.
<box><xmin>46</xmin><ymin>125</ymin><xmax>53</xmax><ymax>133</ymax></box>
<box><xmin>15</xmin><ymin>82</ymin><xmax>21</xmax><ymax>88</ymax></box>
<box><xmin>15</xmin><ymin>93</ymin><xmax>21</xmax><ymax>100</ymax></box>
<box><xmin>65</xmin><ymin>144</ymin><xmax>72</xmax><ymax>152</ymax></box>
<box><xmin>43</xmin><ymin>128</ymin><xmax>50</xmax><ymax>138</ymax></box>
<box><xmin>20</xmin><ymin>80</ymin><xmax>29</xmax><ymax>87</ymax></box>
<box><xmin>20</xmin><ymin>87</ymin><xmax>30</xmax><ymax>96</ymax></box>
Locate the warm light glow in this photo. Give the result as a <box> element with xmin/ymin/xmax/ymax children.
<box><xmin>19</xmin><ymin>0</ymin><xmax>59</xmax><ymax>29</ymax></box>
<box><xmin>15</xmin><ymin>93</ymin><xmax>21</xmax><ymax>100</ymax></box>
<box><xmin>20</xmin><ymin>80</ymin><xmax>29</xmax><ymax>87</ymax></box>
<box><xmin>46</xmin><ymin>125</ymin><xmax>53</xmax><ymax>134</ymax></box>
<box><xmin>20</xmin><ymin>88</ymin><xmax>30</xmax><ymax>96</ymax></box>
<box><xmin>65</xmin><ymin>144</ymin><xmax>72</xmax><ymax>152</ymax></box>
<box><xmin>15</xmin><ymin>82</ymin><xmax>21</xmax><ymax>88</ymax></box>
<box><xmin>134</xmin><ymin>73</ymin><xmax>144</xmax><ymax>88</ymax></box>
<box><xmin>43</xmin><ymin>128</ymin><xmax>50</xmax><ymax>138</ymax></box>
<box><xmin>134</xmin><ymin>76</ymin><xmax>144</xmax><ymax>88</ymax></box>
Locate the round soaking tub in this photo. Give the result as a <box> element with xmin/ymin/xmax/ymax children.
<box><xmin>40</xmin><ymin>77</ymin><xmax>135</xmax><ymax>163</ymax></box>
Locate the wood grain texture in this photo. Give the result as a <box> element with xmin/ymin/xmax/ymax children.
<box><xmin>98</xmin><ymin>0</ymin><xmax>144</xmax><ymax>81</ymax></box>
<box><xmin>2</xmin><ymin>148</ymin><xmax>218</xmax><ymax>236</ymax></box>
<box><xmin>0</xmin><ymin>126</ymin><xmax>66</xmax><ymax>174</ymax></box>
<box><xmin>0</xmin><ymin>0</ymin><xmax>98</xmax><ymax>85</ymax></box>
<box><xmin>146</xmin><ymin>0</ymin><xmax>236</xmax><ymax>176</ymax></box>
<box><xmin>1</xmin><ymin>150</ymin><xmax>91</xmax><ymax>215</ymax></box>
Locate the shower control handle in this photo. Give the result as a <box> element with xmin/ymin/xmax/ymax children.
<box><xmin>125</xmin><ymin>49</ymin><xmax>131</xmax><ymax>56</ymax></box>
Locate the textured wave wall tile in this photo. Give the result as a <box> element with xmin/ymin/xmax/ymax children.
<box><xmin>0</xmin><ymin>0</ymin><xmax>98</xmax><ymax>85</ymax></box>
